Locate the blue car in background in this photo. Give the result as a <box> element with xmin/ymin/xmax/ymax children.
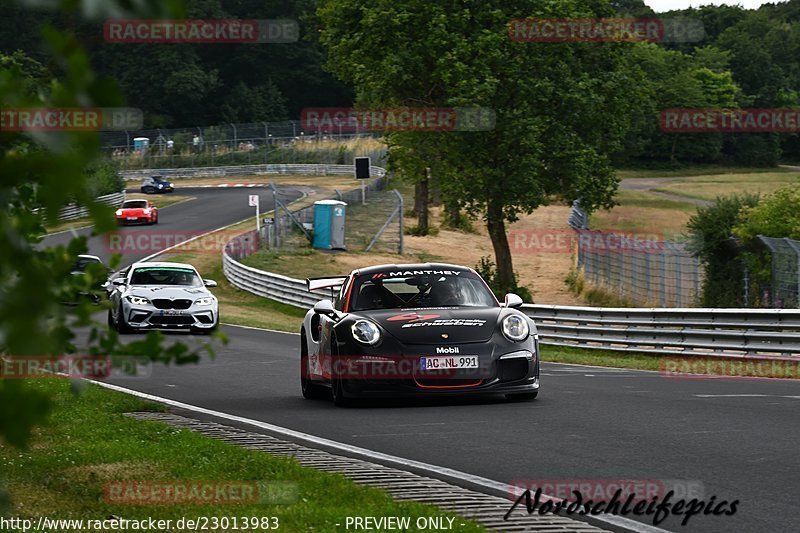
<box><xmin>140</xmin><ymin>176</ymin><xmax>174</xmax><ymax>194</ymax></box>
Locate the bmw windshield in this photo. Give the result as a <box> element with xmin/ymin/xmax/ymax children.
<box><xmin>129</xmin><ymin>267</ymin><xmax>203</xmax><ymax>287</ymax></box>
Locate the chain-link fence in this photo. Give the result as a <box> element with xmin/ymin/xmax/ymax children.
<box><xmin>576</xmin><ymin>231</ymin><xmax>704</xmax><ymax>307</ymax></box>
<box><xmin>100</xmin><ymin>120</ymin><xmax>387</xmax><ymax>170</ymax></box>
<box><xmin>570</xmin><ymin>202</ymin><xmax>704</xmax><ymax>307</ymax></box>
<box><xmin>752</xmin><ymin>236</ymin><xmax>800</xmax><ymax>308</ymax></box>
<box><xmin>261</xmin><ymin>174</ymin><xmax>404</xmax><ymax>255</ymax></box>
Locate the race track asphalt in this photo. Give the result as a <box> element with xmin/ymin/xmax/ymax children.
<box><xmin>103</xmin><ymin>325</ymin><xmax>800</xmax><ymax>533</ymax></box>
<box><xmin>41</xmin><ymin>186</ymin><xmax>305</xmax><ymax>268</ymax></box>
<box><xmin>52</xmin><ymin>186</ymin><xmax>799</xmax><ymax>533</ymax></box>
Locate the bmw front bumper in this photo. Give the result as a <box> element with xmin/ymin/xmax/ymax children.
<box><xmin>122</xmin><ymin>299</ymin><xmax>217</xmax><ymax>330</ymax></box>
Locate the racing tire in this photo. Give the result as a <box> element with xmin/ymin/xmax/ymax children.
<box><xmin>107</xmin><ymin>308</ymin><xmax>114</xmax><ymax>327</ymax></box>
<box><xmin>505</xmin><ymin>391</ymin><xmax>538</xmax><ymax>401</ymax></box>
<box><xmin>330</xmin><ymin>333</ymin><xmax>353</xmax><ymax>407</ymax></box>
<box><xmin>115</xmin><ymin>303</ymin><xmax>133</xmax><ymax>334</ymax></box>
<box><xmin>153</xmin><ymin>214</ymin><xmax>158</xmax><ymax>225</ymax></box>
<box><xmin>300</xmin><ymin>330</ymin><xmax>327</xmax><ymax>400</ymax></box>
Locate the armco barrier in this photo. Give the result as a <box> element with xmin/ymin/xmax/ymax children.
<box><xmin>55</xmin><ymin>191</ymin><xmax>126</xmax><ymax>221</ymax></box>
<box><xmin>223</xmin><ymin>232</ymin><xmax>332</xmax><ymax>308</ymax></box>
<box><xmin>221</xmin><ymin>248</ymin><xmax>800</xmax><ymax>357</ymax></box>
<box><xmin>120</xmin><ymin>164</ymin><xmax>386</xmax><ymax>180</ymax></box>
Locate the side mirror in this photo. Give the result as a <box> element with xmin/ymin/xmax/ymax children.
<box><xmin>112</xmin><ymin>277</ymin><xmax>126</xmax><ymax>286</ymax></box>
<box><xmin>313</xmin><ymin>299</ymin><xmax>335</xmax><ymax>315</ymax></box>
<box><xmin>503</xmin><ymin>293</ymin><xmax>524</xmax><ymax>308</ymax></box>
<box><xmin>204</xmin><ymin>279</ymin><xmax>218</xmax><ymax>288</ymax></box>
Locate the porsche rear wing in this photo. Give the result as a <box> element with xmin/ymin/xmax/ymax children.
<box><xmin>307</xmin><ymin>276</ymin><xmax>347</xmax><ymax>292</ymax></box>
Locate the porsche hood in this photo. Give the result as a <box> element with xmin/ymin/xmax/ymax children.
<box><xmin>363</xmin><ymin>307</ymin><xmax>501</xmax><ymax>344</ymax></box>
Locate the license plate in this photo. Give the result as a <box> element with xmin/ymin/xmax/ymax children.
<box><xmin>160</xmin><ymin>310</ymin><xmax>186</xmax><ymax>316</ymax></box>
<box><xmin>126</xmin><ymin>217</ymin><xmax>137</xmax><ymax>220</ymax></box>
<box><xmin>420</xmin><ymin>356</ymin><xmax>479</xmax><ymax>371</ymax></box>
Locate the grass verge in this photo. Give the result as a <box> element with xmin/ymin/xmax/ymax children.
<box><xmin>650</xmin><ymin>172</ymin><xmax>798</xmax><ymax>202</ymax></box>
<box><xmin>0</xmin><ymin>379</ymin><xmax>486</xmax><ymax>532</ymax></box>
<box><xmin>615</xmin><ymin>165</ymin><xmax>794</xmax><ymax>180</ymax></box>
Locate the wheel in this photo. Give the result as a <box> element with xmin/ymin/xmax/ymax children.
<box><xmin>300</xmin><ymin>330</ymin><xmax>327</xmax><ymax>400</ymax></box>
<box><xmin>505</xmin><ymin>390</ymin><xmax>538</xmax><ymax>401</ymax></box>
<box><xmin>153</xmin><ymin>214</ymin><xmax>158</xmax><ymax>225</ymax></box>
<box><xmin>115</xmin><ymin>302</ymin><xmax>133</xmax><ymax>334</ymax></box>
<box><xmin>140</xmin><ymin>187</ymin><xmax>146</xmax><ymax>193</ymax></box>
<box><xmin>329</xmin><ymin>334</ymin><xmax>353</xmax><ymax>407</ymax></box>
<box><xmin>107</xmin><ymin>308</ymin><xmax>114</xmax><ymax>327</ymax></box>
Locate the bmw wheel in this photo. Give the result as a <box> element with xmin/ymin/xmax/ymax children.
<box><xmin>115</xmin><ymin>302</ymin><xmax>133</xmax><ymax>334</ymax></box>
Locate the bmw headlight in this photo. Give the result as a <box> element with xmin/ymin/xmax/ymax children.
<box><xmin>352</xmin><ymin>320</ymin><xmax>381</xmax><ymax>345</ymax></box>
<box><xmin>157</xmin><ymin>183</ymin><xmax>163</xmax><ymax>188</ymax></box>
<box><xmin>195</xmin><ymin>297</ymin><xmax>214</xmax><ymax>306</ymax></box>
<box><xmin>127</xmin><ymin>295</ymin><xmax>150</xmax><ymax>306</ymax></box>
<box><xmin>502</xmin><ymin>314</ymin><xmax>530</xmax><ymax>342</ymax></box>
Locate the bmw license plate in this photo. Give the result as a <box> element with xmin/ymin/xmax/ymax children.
<box><xmin>160</xmin><ymin>310</ymin><xmax>186</xmax><ymax>316</ymax></box>
<box><xmin>420</xmin><ymin>356</ymin><xmax>478</xmax><ymax>371</ymax></box>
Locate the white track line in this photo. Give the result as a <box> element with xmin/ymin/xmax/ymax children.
<box><xmin>88</xmin><ymin>379</ymin><xmax>668</xmax><ymax>533</ymax></box>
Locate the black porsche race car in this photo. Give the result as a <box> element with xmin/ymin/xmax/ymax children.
<box><xmin>300</xmin><ymin>263</ymin><xmax>540</xmax><ymax>406</ymax></box>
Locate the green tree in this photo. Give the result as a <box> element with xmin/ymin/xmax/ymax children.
<box><xmin>733</xmin><ymin>183</ymin><xmax>800</xmax><ymax>241</ymax></box>
<box><xmin>320</xmin><ymin>0</ymin><xmax>644</xmax><ymax>292</ymax></box>
<box><xmin>0</xmin><ymin>1</ymin><xmax>220</xmax><ymax>457</ymax></box>
<box><xmin>687</xmin><ymin>193</ymin><xmax>760</xmax><ymax>307</ymax></box>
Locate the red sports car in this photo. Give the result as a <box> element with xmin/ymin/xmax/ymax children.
<box><xmin>115</xmin><ymin>199</ymin><xmax>158</xmax><ymax>225</ymax></box>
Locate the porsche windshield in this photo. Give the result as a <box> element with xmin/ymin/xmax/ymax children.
<box><xmin>122</xmin><ymin>200</ymin><xmax>148</xmax><ymax>209</ymax></box>
<box><xmin>351</xmin><ymin>272</ymin><xmax>497</xmax><ymax>311</ymax></box>
<box><xmin>129</xmin><ymin>267</ymin><xmax>202</xmax><ymax>287</ymax></box>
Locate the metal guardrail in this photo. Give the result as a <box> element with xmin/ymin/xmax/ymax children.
<box><xmin>56</xmin><ymin>191</ymin><xmax>126</xmax><ymax>221</ymax></box>
<box><xmin>526</xmin><ymin>305</ymin><xmax>800</xmax><ymax>357</ymax></box>
<box><xmin>221</xmin><ymin>252</ymin><xmax>800</xmax><ymax>357</ymax></box>
<box><xmin>223</xmin><ymin>234</ymin><xmax>333</xmax><ymax>309</ymax></box>
<box><xmin>120</xmin><ymin>164</ymin><xmax>387</xmax><ymax>180</ymax></box>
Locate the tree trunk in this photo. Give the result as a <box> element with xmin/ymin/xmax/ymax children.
<box><xmin>445</xmin><ymin>202</ymin><xmax>462</xmax><ymax>227</ymax></box>
<box><xmin>416</xmin><ymin>172</ymin><xmax>429</xmax><ymax>235</ymax></box>
<box><xmin>486</xmin><ymin>198</ymin><xmax>514</xmax><ymax>292</ymax></box>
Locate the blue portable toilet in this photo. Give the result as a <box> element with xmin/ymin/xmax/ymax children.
<box><xmin>133</xmin><ymin>137</ymin><xmax>150</xmax><ymax>153</ymax></box>
<box><xmin>313</xmin><ymin>200</ymin><xmax>347</xmax><ymax>250</ymax></box>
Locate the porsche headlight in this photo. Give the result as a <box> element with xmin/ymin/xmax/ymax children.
<box><xmin>115</xmin><ymin>209</ymin><xmax>122</xmax><ymax>216</ymax></box>
<box><xmin>143</xmin><ymin>208</ymin><xmax>151</xmax><ymax>214</ymax></box>
<box><xmin>195</xmin><ymin>297</ymin><xmax>214</xmax><ymax>306</ymax></box>
<box><xmin>352</xmin><ymin>320</ymin><xmax>381</xmax><ymax>345</ymax></box>
<box><xmin>127</xmin><ymin>295</ymin><xmax>150</xmax><ymax>306</ymax></box>
<box><xmin>502</xmin><ymin>314</ymin><xmax>529</xmax><ymax>342</ymax></box>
